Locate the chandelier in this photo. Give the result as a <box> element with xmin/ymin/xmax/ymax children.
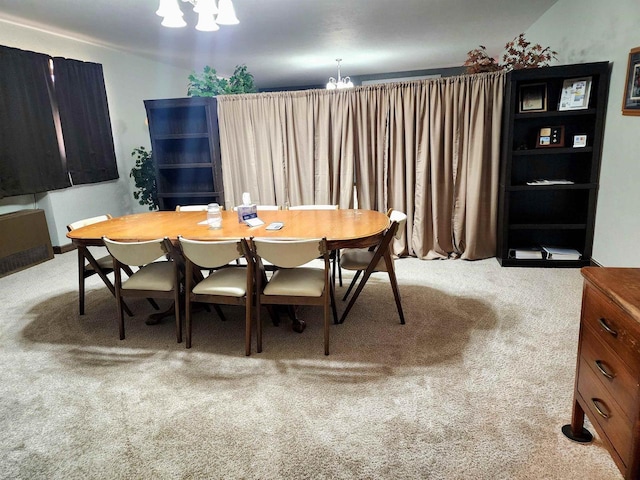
<box><xmin>156</xmin><ymin>0</ymin><xmax>239</xmax><ymax>32</ymax></box>
<box><xmin>326</xmin><ymin>59</ymin><xmax>354</xmax><ymax>90</ymax></box>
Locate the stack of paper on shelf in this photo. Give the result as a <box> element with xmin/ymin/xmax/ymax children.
<box><xmin>542</xmin><ymin>246</ymin><xmax>581</xmax><ymax>260</ymax></box>
<box><xmin>525</xmin><ymin>179</ymin><xmax>575</xmax><ymax>185</ymax></box>
<box><xmin>509</xmin><ymin>248</ymin><xmax>544</xmax><ymax>259</ymax></box>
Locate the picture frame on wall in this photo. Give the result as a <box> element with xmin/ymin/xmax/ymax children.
<box><xmin>519</xmin><ymin>83</ymin><xmax>547</xmax><ymax>113</ymax></box>
<box><xmin>558</xmin><ymin>77</ymin><xmax>592</xmax><ymax>111</ymax></box>
<box><xmin>622</xmin><ymin>46</ymin><xmax>640</xmax><ymax>116</ymax></box>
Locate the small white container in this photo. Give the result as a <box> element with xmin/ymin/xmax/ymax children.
<box><xmin>207</xmin><ymin>203</ymin><xmax>222</xmax><ymax>229</ymax></box>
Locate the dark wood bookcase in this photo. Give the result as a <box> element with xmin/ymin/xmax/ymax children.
<box><xmin>497</xmin><ymin>62</ymin><xmax>611</xmax><ymax>267</ymax></box>
<box><xmin>144</xmin><ymin>97</ymin><xmax>224</xmax><ymax>211</ymax></box>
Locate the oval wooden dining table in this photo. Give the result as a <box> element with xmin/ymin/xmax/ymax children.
<box><xmin>67</xmin><ymin>208</ymin><xmax>391</xmax><ymax>330</ymax></box>
<box><xmin>66</xmin><ymin>209</ymin><xmax>390</xmax><ymax>249</ymax></box>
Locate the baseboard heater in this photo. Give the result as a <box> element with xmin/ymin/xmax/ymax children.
<box><xmin>0</xmin><ymin>209</ymin><xmax>54</xmax><ymax>277</ymax></box>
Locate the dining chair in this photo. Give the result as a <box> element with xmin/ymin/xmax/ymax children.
<box><xmin>102</xmin><ymin>236</ymin><xmax>182</xmax><ymax>343</ymax></box>
<box><xmin>175</xmin><ymin>205</ymin><xmax>208</xmax><ymax>212</ymax></box>
<box><xmin>179</xmin><ymin>237</ymin><xmax>254</xmax><ymax>355</ymax></box>
<box><xmin>67</xmin><ymin>214</ymin><xmax>135</xmax><ymax>316</ymax></box>
<box><xmin>338</xmin><ymin>210</ymin><xmax>408</xmax><ymax>325</ymax></box>
<box><xmin>176</xmin><ymin>204</ymin><xmax>226</xmax><ymax>211</ymax></box>
<box><xmin>232</xmin><ymin>205</ymin><xmax>281</xmax><ymax>211</ymax></box>
<box><xmin>288</xmin><ymin>204</ymin><xmax>342</xmax><ymax>287</ymax></box>
<box><xmin>251</xmin><ymin>237</ymin><xmax>334</xmax><ymax>355</ymax></box>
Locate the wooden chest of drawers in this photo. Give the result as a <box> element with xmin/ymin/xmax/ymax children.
<box><xmin>563</xmin><ymin>267</ymin><xmax>640</xmax><ymax>479</ymax></box>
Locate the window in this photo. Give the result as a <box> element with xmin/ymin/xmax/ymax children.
<box><xmin>0</xmin><ymin>45</ymin><xmax>118</xmax><ymax>199</ymax></box>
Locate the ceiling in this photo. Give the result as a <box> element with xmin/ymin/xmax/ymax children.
<box><xmin>0</xmin><ymin>0</ymin><xmax>558</xmax><ymax>89</ymax></box>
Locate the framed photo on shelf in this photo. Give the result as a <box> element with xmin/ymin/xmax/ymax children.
<box><xmin>622</xmin><ymin>46</ymin><xmax>640</xmax><ymax>116</ymax></box>
<box><xmin>558</xmin><ymin>77</ymin><xmax>592</xmax><ymax>111</ymax></box>
<box><xmin>536</xmin><ymin>126</ymin><xmax>565</xmax><ymax>148</ymax></box>
<box><xmin>573</xmin><ymin>134</ymin><xmax>587</xmax><ymax>148</ymax></box>
<box><xmin>519</xmin><ymin>83</ymin><xmax>547</xmax><ymax>113</ymax></box>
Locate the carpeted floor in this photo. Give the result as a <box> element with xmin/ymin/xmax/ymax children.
<box><xmin>0</xmin><ymin>251</ymin><xmax>622</xmax><ymax>479</ymax></box>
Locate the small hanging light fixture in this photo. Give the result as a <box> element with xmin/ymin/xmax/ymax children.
<box><xmin>326</xmin><ymin>59</ymin><xmax>354</xmax><ymax>90</ymax></box>
<box><xmin>156</xmin><ymin>0</ymin><xmax>239</xmax><ymax>31</ymax></box>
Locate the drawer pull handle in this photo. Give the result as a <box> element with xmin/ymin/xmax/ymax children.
<box><xmin>594</xmin><ymin>360</ymin><xmax>615</xmax><ymax>379</ymax></box>
<box><xmin>597</xmin><ymin>318</ymin><xmax>618</xmax><ymax>337</ymax></box>
<box><xmin>591</xmin><ymin>399</ymin><xmax>610</xmax><ymax>419</ymax></box>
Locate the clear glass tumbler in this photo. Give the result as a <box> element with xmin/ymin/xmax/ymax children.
<box><xmin>207</xmin><ymin>203</ymin><xmax>222</xmax><ymax>229</ymax></box>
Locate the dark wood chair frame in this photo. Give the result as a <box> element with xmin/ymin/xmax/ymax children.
<box><xmin>339</xmin><ymin>220</ymin><xmax>405</xmax><ymax>325</ymax></box>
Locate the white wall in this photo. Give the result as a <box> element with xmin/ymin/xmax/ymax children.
<box><xmin>526</xmin><ymin>0</ymin><xmax>640</xmax><ymax>266</ymax></box>
<box><xmin>0</xmin><ymin>19</ymin><xmax>192</xmax><ymax>247</ymax></box>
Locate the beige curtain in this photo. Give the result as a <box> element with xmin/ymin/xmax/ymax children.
<box><xmin>217</xmin><ymin>90</ymin><xmax>355</xmax><ymax>209</ymax></box>
<box><xmin>217</xmin><ymin>71</ymin><xmax>504</xmax><ymax>260</ymax></box>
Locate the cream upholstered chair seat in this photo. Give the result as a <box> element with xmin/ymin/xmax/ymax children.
<box><xmin>92</xmin><ymin>253</ymin><xmax>115</xmax><ymax>271</ymax></box>
<box><xmin>192</xmin><ymin>268</ymin><xmax>248</xmax><ymax>297</ymax></box>
<box><xmin>263</xmin><ymin>269</ymin><xmax>326</xmax><ymax>297</ymax></box>
<box><xmin>339</xmin><ymin>249</ymin><xmax>389</xmax><ymax>272</ymax></box>
<box><xmin>121</xmin><ymin>262</ymin><xmax>176</xmax><ymax>291</ymax></box>
<box><xmin>103</xmin><ymin>236</ymin><xmax>181</xmax><ymax>343</ymax></box>
<box><xmin>179</xmin><ymin>237</ymin><xmax>253</xmax><ymax>354</ymax></box>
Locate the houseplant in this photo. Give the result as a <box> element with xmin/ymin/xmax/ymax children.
<box><xmin>464</xmin><ymin>33</ymin><xmax>557</xmax><ymax>74</ymax></box>
<box><xmin>129</xmin><ymin>146</ymin><xmax>158</xmax><ymax>210</ymax></box>
<box><xmin>187</xmin><ymin>64</ymin><xmax>256</xmax><ymax>96</ymax></box>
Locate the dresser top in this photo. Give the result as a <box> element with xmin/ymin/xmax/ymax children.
<box><xmin>582</xmin><ymin>267</ymin><xmax>640</xmax><ymax>321</ymax></box>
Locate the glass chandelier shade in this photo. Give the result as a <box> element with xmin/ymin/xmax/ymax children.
<box><xmin>326</xmin><ymin>59</ymin><xmax>354</xmax><ymax>90</ymax></box>
<box><xmin>156</xmin><ymin>0</ymin><xmax>238</xmax><ymax>31</ymax></box>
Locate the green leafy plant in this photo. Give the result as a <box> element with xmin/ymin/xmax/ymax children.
<box><xmin>464</xmin><ymin>33</ymin><xmax>557</xmax><ymax>74</ymax></box>
<box><xmin>187</xmin><ymin>64</ymin><xmax>256</xmax><ymax>96</ymax></box>
<box><xmin>129</xmin><ymin>146</ymin><xmax>158</xmax><ymax>210</ymax></box>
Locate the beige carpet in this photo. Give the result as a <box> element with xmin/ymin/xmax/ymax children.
<box><xmin>0</xmin><ymin>251</ymin><xmax>622</xmax><ymax>479</ymax></box>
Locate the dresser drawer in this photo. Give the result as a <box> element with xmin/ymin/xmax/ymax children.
<box><xmin>582</xmin><ymin>283</ymin><xmax>640</xmax><ymax>372</ymax></box>
<box><xmin>581</xmin><ymin>323</ymin><xmax>639</xmax><ymax>422</ymax></box>
<box><xmin>578</xmin><ymin>354</ymin><xmax>633</xmax><ymax>466</ymax></box>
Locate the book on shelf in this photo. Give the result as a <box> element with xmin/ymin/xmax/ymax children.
<box><xmin>509</xmin><ymin>248</ymin><xmax>544</xmax><ymax>260</ymax></box>
<box><xmin>541</xmin><ymin>246</ymin><xmax>582</xmax><ymax>261</ymax></box>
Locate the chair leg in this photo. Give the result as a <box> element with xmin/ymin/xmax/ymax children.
<box><xmin>213</xmin><ymin>304</ymin><xmax>227</xmax><ymax>321</ymax></box>
<box><xmin>384</xmin><ymin>255</ymin><xmax>405</xmax><ymax>325</ymax></box>
<box><xmin>174</xmin><ymin>289</ymin><xmax>182</xmax><ymax>343</ymax></box>
<box><xmin>330</xmin><ymin>277</ymin><xmax>339</xmax><ymax>324</ymax></box>
<box><xmin>324</xmin><ymin>291</ymin><xmax>330</xmax><ymax>356</ymax></box>
<box><xmin>339</xmin><ymin>267</ymin><xmax>375</xmax><ymax>324</ymax></box>
<box><xmin>114</xmin><ymin>267</ymin><xmax>125</xmax><ymax>340</ymax></box>
<box><xmin>245</xmin><ymin>299</ymin><xmax>251</xmax><ymax>356</ymax></box>
<box><xmin>337</xmin><ymin>250</ymin><xmax>342</xmax><ymax>287</ymax></box>
<box><xmin>81</xmin><ymin>246</ymin><xmax>134</xmax><ymax>316</ymax></box>
<box><xmin>256</xmin><ymin>298</ymin><xmax>263</xmax><ymax>353</ymax></box>
<box><xmin>342</xmin><ymin>270</ymin><xmax>362</xmax><ymax>301</ymax></box>
<box><xmin>186</xmin><ymin>295</ymin><xmax>192</xmax><ymax>349</ymax></box>
<box><xmin>77</xmin><ymin>250</ymin><xmax>86</xmax><ymax>315</ymax></box>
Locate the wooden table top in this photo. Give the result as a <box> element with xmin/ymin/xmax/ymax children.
<box><xmin>67</xmin><ymin>209</ymin><xmax>390</xmax><ymax>249</ymax></box>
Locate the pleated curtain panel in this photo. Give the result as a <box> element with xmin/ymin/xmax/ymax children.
<box><xmin>217</xmin><ymin>71</ymin><xmax>505</xmax><ymax>260</ymax></box>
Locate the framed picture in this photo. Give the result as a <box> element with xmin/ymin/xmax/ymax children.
<box><xmin>573</xmin><ymin>134</ymin><xmax>587</xmax><ymax>148</ymax></box>
<box><xmin>622</xmin><ymin>46</ymin><xmax>640</xmax><ymax>116</ymax></box>
<box><xmin>519</xmin><ymin>83</ymin><xmax>547</xmax><ymax>113</ymax></box>
<box><xmin>536</xmin><ymin>126</ymin><xmax>565</xmax><ymax>148</ymax></box>
<box><xmin>558</xmin><ymin>77</ymin><xmax>592</xmax><ymax>111</ymax></box>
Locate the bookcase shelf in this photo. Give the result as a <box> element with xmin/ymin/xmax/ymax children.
<box><xmin>497</xmin><ymin>62</ymin><xmax>611</xmax><ymax>267</ymax></box>
<box><xmin>144</xmin><ymin>97</ymin><xmax>224</xmax><ymax>211</ymax></box>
